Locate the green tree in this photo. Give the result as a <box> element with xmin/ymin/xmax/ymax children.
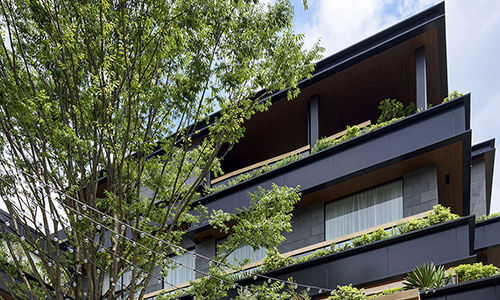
<box><xmin>0</xmin><ymin>0</ymin><xmax>323</xmax><ymax>299</ymax></box>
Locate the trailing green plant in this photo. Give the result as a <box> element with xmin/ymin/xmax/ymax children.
<box><xmin>396</xmin><ymin>217</ymin><xmax>428</xmax><ymax>234</ymax></box>
<box><xmin>274</xmin><ymin>153</ymin><xmax>303</xmax><ymax>168</ymax></box>
<box><xmin>443</xmin><ymin>90</ymin><xmax>464</xmax><ymax>103</ymax></box>
<box><xmin>261</xmin><ymin>248</ymin><xmax>294</xmax><ymax>272</ymax></box>
<box><xmin>311</xmin><ymin>117</ymin><xmax>405</xmax><ymax>154</ymax></box>
<box><xmin>329</xmin><ymin>284</ymin><xmax>365</xmax><ymax>300</ymax></box>
<box><xmin>450</xmin><ymin>263</ymin><xmax>499</xmax><ymax>283</ymax></box>
<box><xmin>205</xmin><ymin>154</ymin><xmax>304</xmax><ymax>195</ymax></box>
<box><xmin>367</xmin><ymin>287</ymin><xmax>404</xmax><ymax>298</ymax></box>
<box><xmin>397</xmin><ymin>205</ymin><xmax>459</xmax><ymax>235</ymax></box>
<box><xmin>403</xmin><ymin>262</ymin><xmax>451</xmax><ymax>290</ymax></box>
<box><xmin>351</xmin><ymin>228</ymin><xmax>390</xmax><ymax>247</ymax></box>
<box><xmin>476</xmin><ymin>212</ymin><xmax>500</xmax><ymax>222</ymax></box>
<box><xmin>294</xmin><ymin>245</ymin><xmax>337</xmax><ymax>264</ymax></box>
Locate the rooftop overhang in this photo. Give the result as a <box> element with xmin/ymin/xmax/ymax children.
<box><xmin>187</xmin><ymin>95</ymin><xmax>471</xmax><ymax>243</ymax></box>
<box><xmin>218</xmin><ymin>2</ymin><xmax>448</xmax><ymax>173</ymax></box>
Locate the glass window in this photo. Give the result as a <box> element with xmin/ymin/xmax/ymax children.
<box><xmin>163</xmin><ymin>249</ymin><xmax>195</xmax><ymax>286</ymax></box>
<box><xmin>325</xmin><ymin>180</ymin><xmax>403</xmax><ymax>240</ymax></box>
<box><xmin>224</xmin><ymin>244</ymin><xmax>266</xmax><ymax>265</ymax></box>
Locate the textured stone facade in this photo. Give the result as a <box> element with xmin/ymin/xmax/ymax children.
<box><xmin>403</xmin><ymin>165</ymin><xmax>439</xmax><ymax>217</ymax></box>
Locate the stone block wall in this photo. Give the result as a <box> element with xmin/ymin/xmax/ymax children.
<box><xmin>470</xmin><ymin>160</ymin><xmax>487</xmax><ymax>217</ymax></box>
<box><xmin>278</xmin><ymin>202</ymin><xmax>325</xmax><ymax>253</ymax></box>
<box><xmin>403</xmin><ymin>164</ymin><xmax>438</xmax><ymax>217</ymax></box>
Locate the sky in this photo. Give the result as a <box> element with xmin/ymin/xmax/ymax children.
<box><xmin>288</xmin><ymin>0</ymin><xmax>500</xmax><ymax>214</ymax></box>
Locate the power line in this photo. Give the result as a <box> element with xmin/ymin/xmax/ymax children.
<box><xmin>0</xmin><ymin>159</ymin><xmax>335</xmax><ymax>297</ymax></box>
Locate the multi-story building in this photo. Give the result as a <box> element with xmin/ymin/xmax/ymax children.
<box><xmin>1</xmin><ymin>3</ymin><xmax>499</xmax><ymax>300</ymax></box>
<box><xmin>140</xmin><ymin>2</ymin><xmax>500</xmax><ymax>300</ymax></box>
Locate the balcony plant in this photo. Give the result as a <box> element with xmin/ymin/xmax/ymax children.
<box><xmin>449</xmin><ymin>263</ymin><xmax>499</xmax><ymax>283</ymax></box>
<box><xmin>402</xmin><ymin>262</ymin><xmax>451</xmax><ymax>290</ymax></box>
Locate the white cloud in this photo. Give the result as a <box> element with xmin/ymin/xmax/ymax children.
<box><xmin>298</xmin><ymin>0</ymin><xmax>390</xmax><ymax>55</ymax></box>
<box><xmin>296</xmin><ymin>0</ymin><xmax>441</xmax><ymax>56</ymax></box>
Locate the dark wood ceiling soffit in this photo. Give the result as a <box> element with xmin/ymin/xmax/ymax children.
<box><xmin>221</xmin><ymin>28</ymin><xmax>442</xmax><ymax>174</ymax></box>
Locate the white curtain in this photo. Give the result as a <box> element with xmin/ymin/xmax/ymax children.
<box><xmin>225</xmin><ymin>244</ymin><xmax>266</xmax><ymax>265</ymax></box>
<box><xmin>164</xmin><ymin>250</ymin><xmax>195</xmax><ymax>286</ymax></box>
<box><xmin>325</xmin><ymin>180</ymin><xmax>403</xmax><ymax>240</ymax></box>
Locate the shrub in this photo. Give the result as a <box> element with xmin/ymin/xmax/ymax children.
<box><xmin>274</xmin><ymin>153</ymin><xmax>303</xmax><ymax>168</ymax></box>
<box><xmin>442</xmin><ymin>90</ymin><xmax>463</xmax><ymax>103</ymax></box>
<box><xmin>396</xmin><ymin>217</ymin><xmax>427</xmax><ymax>234</ymax></box>
<box><xmin>377</xmin><ymin>99</ymin><xmax>417</xmax><ymax>123</ymax></box>
<box><xmin>261</xmin><ymin>248</ymin><xmax>293</xmax><ymax>272</ymax></box>
<box><xmin>403</xmin><ymin>262</ymin><xmax>451</xmax><ymax>290</ymax></box>
<box><xmin>427</xmin><ymin>205</ymin><xmax>459</xmax><ymax>225</ymax></box>
<box><xmin>450</xmin><ymin>263</ymin><xmax>499</xmax><ymax>282</ymax></box>
<box><xmin>378</xmin><ymin>99</ymin><xmax>404</xmax><ymax>123</ymax></box>
<box><xmin>329</xmin><ymin>284</ymin><xmax>365</xmax><ymax>300</ymax></box>
<box><xmin>351</xmin><ymin>233</ymin><xmax>371</xmax><ymax>247</ymax></box>
<box><xmin>397</xmin><ymin>205</ymin><xmax>459</xmax><ymax>235</ymax></box>
<box><xmin>351</xmin><ymin>228</ymin><xmax>390</xmax><ymax>247</ymax></box>
<box><xmin>367</xmin><ymin>287</ymin><xmax>404</xmax><ymax>298</ymax></box>
<box><xmin>476</xmin><ymin>212</ymin><xmax>500</xmax><ymax>222</ymax></box>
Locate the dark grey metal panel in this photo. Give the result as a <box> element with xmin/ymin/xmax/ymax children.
<box><xmin>475</xmin><ymin>217</ymin><xmax>500</xmax><ymax>252</ymax></box>
<box><xmin>333</xmin><ymin>135</ymin><xmax>392</xmax><ymax>178</ymax></box>
<box><xmin>234</xmin><ymin>217</ymin><xmax>473</xmax><ymax>296</ymax></box>
<box><xmin>452</xmin><ymin>104</ymin><xmax>466</xmax><ymax>135</ymax></box>
<box><xmin>387</xmin><ymin>228</ymin><xmax>456</xmax><ymax>275</ymax></box>
<box><xmin>284</xmin><ymin>155</ymin><xmax>334</xmax><ymax>189</ymax></box>
<box><xmin>326</xmin><ymin>247</ymin><xmax>389</xmax><ymax>287</ymax></box>
<box><xmin>191</xmin><ymin>98</ymin><xmax>471</xmax><ymax>239</ymax></box>
<box><xmin>421</xmin><ymin>275</ymin><xmax>500</xmax><ymax>300</ymax></box>
<box><xmin>389</xmin><ymin>110</ymin><xmax>454</xmax><ymax>155</ymax></box>
<box><xmin>309</xmin><ymin>94</ymin><xmax>320</xmax><ymax>145</ymax></box>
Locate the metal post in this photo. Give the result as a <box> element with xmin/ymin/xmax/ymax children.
<box><xmin>416</xmin><ymin>46</ymin><xmax>427</xmax><ymax>111</ymax></box>
<box><xmin>308</xmin><ymin>94</ymin><xmax>320</xmax><ymax>146</ymax></box>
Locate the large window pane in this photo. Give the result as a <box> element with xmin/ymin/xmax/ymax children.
<box><xmin>225</xmin><ymin>244</ymin><xmax>266</xmax><ymax>265</ymax></box>
<box><xmin>163</xmin><ymin>250</ymin><xmax>195</xmax><ymax>286</ymax></box>
<box><xmin>325</xmin><ymin>180</ymin><xmax>403</xmax><ymax>240</ymax></box>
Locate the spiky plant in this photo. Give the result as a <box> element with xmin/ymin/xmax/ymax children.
<box><xmin>403</xmin><ymin>262</ymin><xmax>451</xmax><ymax>290</ymax></box>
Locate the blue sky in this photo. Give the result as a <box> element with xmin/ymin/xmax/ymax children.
<box><xmin>287</xmin><ymin>0</ymin><xmax>500</xmax><ymax>214</ymax></box>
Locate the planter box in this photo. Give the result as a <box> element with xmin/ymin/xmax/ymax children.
<box><xmin>475</xmin><ymin>216</ymin><xmax>500</xmax><ymax>252</ymax></box>
<box><xmin>420</xmin><ymin>275</ymin><xmax>500</xmax><ymax>300</ymax></box>
<box><xmin>187</xmin><ymin>98</ymin><xmax>471</xmax><ymax>240</ymax></box>
<box><xmin>231</xmin><ymin>216</ymin><xmax>475</xmax><ymax>298</ymax></box>
<box><xmin>374</xmin><ymin>289</ymin><xmax>420</xmax><ymax>300</ymax></box>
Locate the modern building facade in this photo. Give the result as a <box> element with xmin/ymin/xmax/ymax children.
<box><xmin>139</xmin><ymin>2</ymin><xmax>499</xmax><ymax>300</ymax></box>
<box><xmin>1</xmin><ymin>2</ymin><xmax>499</xmax><ymax>300</ymax></box>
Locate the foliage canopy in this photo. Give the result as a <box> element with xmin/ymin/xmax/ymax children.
<box><xmin>0</xmin><ymin>0</ymin><xmax>322</xmax><ymax>299</ymax></box>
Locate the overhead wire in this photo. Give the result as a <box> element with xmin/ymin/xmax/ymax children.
<box><xmin>0</xmin><ymin>159</ymin><xmax>335</xmax><ymax>297</ymax></box>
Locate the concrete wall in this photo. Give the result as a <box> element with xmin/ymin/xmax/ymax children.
<box><xmin>403</xmin><ymin>165</ymin><xmax>438</xmax><ymax>217</ymax></box>
<box><xmin>470</xmin><ymin>159</ymin><xmax>487</xmax><ymax>217</ymax></box>
<box><xmin>278</xmin><ymin>202</ymin><xmax>325</xmax><ymax>253</ymax></box>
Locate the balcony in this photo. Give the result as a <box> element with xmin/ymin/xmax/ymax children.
<box><xmin>475</xmin><ymin>216</ymin><xmax>500</xmax><ymax>252</ymax></box>
<box><xmin>419</xmin><ymin>275</ymin><xmax>500</xmax><ymax>300</ymax></box>
<box><xmin>188</xmin><ymin>96</ymin><xmax>472</xmax><ymax>242</ymax></box>
<box><xmin>223</xmin><ymin>215</ymin><xmax>475</xmax><ymax>299</ymax></box>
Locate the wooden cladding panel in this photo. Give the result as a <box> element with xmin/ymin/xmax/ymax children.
<box><xmin>220</xmin><ymin>28</ymin><xmax>443</xmax><ymax>175</ymax></box>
